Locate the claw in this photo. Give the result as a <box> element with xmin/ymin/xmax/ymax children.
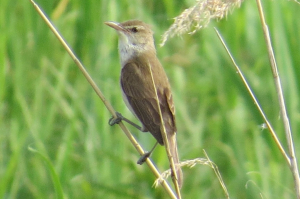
<box><xmin>137</xmin><ymin>151</ymin><xmax>151</xmax><ymax>165</ymax></box>
<box><xmin>109</xmin><ymin>112</ymin><xmax>123</xmax><ymax>126</ymax></box>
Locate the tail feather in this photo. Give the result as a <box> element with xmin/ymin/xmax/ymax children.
<box><xmin>168</xmin><ymin>133</ymin><xmax>183</xmax><ymax>188</ymax></box>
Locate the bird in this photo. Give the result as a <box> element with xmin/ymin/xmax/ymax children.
<box><xmin>105</xmin><ymin>20</ymin><xmax>183</xmax><ymax>188</ymax></box>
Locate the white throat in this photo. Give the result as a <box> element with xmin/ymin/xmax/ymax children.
<box><xmin>118</xmin><ymin>41</ymin><xmax>139</xmax><ymax>67</ymax></box>
<box><xmin>117</xmin><ymin>33</ymin><xmax>155</xmax><ymax>67</ymax></box>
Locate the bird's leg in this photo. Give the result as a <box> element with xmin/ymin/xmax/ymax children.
<box><xmin>109</xmin><ymin>112</ymin><xmax>158</xmax><ymax>165</ymax></box>
<box><xmin>109</xmin><ymin>112</ymin><xmax>142</xmax><ymax>131</ymax></box>
<box><xmin>137</xmin><ymin>142</ymin><xmax>159</xmax><ymax>165</ymax></box>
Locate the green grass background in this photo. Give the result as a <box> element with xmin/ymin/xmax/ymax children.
<box><xmin>1</xmin><ymin>0</ymin><xmax>300</xmax><ymax>198</ymax></box>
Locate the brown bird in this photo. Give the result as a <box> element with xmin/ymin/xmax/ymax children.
<box><xmin>105</xmin><ymin>20</ymin><xmax>182</xmax><ymax>188</ymax></box>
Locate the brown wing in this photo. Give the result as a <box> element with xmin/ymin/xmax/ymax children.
<box><xmin>120</xmin><ymin>55</ymin><xmax>176</xmax><ymax>145</ymax></box>
<box><xmin>121</xmin><ymin>55</ymin><xmax>182</xmax><ymax>187</ymax></box>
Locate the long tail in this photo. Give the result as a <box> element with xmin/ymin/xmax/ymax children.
<box><xmin>168</xmin><ymin>133</ymin><xmax>183</xmax><ymax>188</ymax></box>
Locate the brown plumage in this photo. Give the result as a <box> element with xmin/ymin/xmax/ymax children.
<box><xmin>106</xmin><ymin>20</ymin><xmax>183</xmax><ymax>188</ymax></box>
<box><xmin>121</xmin><ymin>51</ymin><xmax>176</xmax><ymax>144</ymax></box>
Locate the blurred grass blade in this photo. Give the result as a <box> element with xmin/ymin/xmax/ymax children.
<box><xmin>28</xmin><ymin>146</ymin><xmax>64</xmax><ymax>199</ymax></box>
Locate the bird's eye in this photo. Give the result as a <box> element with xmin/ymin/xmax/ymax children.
<box><xmin>131</xmin><ymin>27</ymin><xmax>138</xmax><ymax>33</ymax></box>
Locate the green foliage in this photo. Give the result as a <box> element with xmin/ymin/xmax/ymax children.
<box><xmin>0</xmin><ymin>0</ymin><xmax>299</xmax><ymax>198</ymax></box>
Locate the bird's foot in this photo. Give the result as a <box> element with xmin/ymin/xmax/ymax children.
<box><xmin>109</xmin><ymin>112</ymin><xmax>124</xmax><ymax>126</ymax></box>
<box><xmin>137</xmin><ymin>151</ymin><xmax>151</xmax><ymax>165</ymax></box>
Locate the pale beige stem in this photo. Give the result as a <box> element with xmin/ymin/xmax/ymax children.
<box><xmin>214</xmin><ymin>28</ymin><xmax>289</xmax><ymax>165</ymax></box>
<box><xmin>29</xmin><ymin>1</ymin><xmax>177</xmax><ymax>198</ymax></box>
<box><xmin>147</xmin><ymin>60</ymin><xmax>182</xmax><ymax>199</ymax></box>
<box><xmin>256</xmin><ymin>0</ymin><xmax>300</xmax><ymax>197</ymax></box>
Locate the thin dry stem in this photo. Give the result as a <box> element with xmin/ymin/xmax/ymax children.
<box><xmin>147</xmin><ymin>60</ymin><xmax>181</xmax><ymax>198</ymax></box>
<box><xmin>255</xmin><ymin>0</ymin><xmax>300</xmax><ymax>197</ymax></box>
<box><xmin>161</xmin><ymin>0</ymin><xmax>243</xmax><ymax>46</ymax></box>
<box><xmin>29</xmin><ymin>1</ymin><xmax>177</xmax><ymax>198</ymax></box>
<box><xmin>214</xmin><ymin>28</ymin><xmax>290</xmax><ymax>165</ymax></box>
<box><xmin>203</xmin><ymin>150</ymin><xmax>229</xmax><ymax>199</ymax></box>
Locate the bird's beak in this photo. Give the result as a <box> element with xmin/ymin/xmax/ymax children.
<box><xmin>104</xmin><ymin>21</ymin><xmax>125</xmax><ymax>32</ymax></box>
